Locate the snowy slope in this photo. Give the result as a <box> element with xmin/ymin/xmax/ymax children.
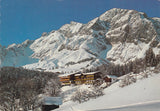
<box><xmin>55</xmin><ymin>72</ymin><xmax>160</xmax><ymax>111</ymax></box>
<box><xmin>0</xmin><ymin>8</ymin><xmax>160</xmax><ymax>72</ymax></box>
<box><xmin>90</xmin><ymin>101</ymin><xmax>160</xmax><ymax>111</ymax></box>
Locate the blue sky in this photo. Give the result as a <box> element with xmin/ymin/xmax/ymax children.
<box><xmin>0</xmin><ymin>0</ymin><xmax>160</xmax><ymax>46</ymax></box>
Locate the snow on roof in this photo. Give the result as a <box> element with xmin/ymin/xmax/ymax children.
<box><xmin>43</xmin><ymin>97</ymin><xmax>62</xmax><ymax>105</ymax></box>
<box><xmin>59</xmin><ymin>72</ymin><xmax>81</xmax><ymax>77</ymax></box>
<box><xmin>105</xmin><ymin>75</ymin><xmax>118</xmax><ymax>79</ymax></box>
<box><xmin>83</xmin><ymin>71</ymin><xmax>101</xmax><ymax>75</ymax></box>
<box><xmin>59</xmin><ymin>71</ymin><xmax>101</xmax><ymax>77</ymax></box>
<box><xmin>75</xmin><ymin>74</ymin><xmax>82</xmax><ymax>76</ymax></box>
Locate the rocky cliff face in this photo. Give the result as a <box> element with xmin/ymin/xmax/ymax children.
<box><xmin>0</xmin><ymin>8</ymin><xmax>160</xmax><ymax>72</ymax></box>
<box><xmin>101</xmin><ymin>9</ymin><xmax>160</xmax><ymax>64</ymax></box>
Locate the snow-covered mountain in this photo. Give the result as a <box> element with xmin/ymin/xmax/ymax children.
<box><xmin>0</xmin><ymin>40</ymin><xmax>38</xmax><ymax>67</ymax></box>
<box><xmin>0</xmin><ymin>8</ymin><xmax>160</xmax><ymax>72</ymax></box>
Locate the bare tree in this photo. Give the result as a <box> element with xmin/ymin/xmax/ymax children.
<box><xmin>43</xmin><ymin>78</ymin><xmax>61</xmax><ymax>97</ymax></box>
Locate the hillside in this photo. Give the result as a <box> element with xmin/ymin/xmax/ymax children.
<box><xmin>0</xmin><ymin>8</ymin><xmax>160</xmax><ymax>73</ymax></box>
<box><xmin>54</xmin><ymin>70</ymin><xmax>160</xmax><ymax>111</ymax></box>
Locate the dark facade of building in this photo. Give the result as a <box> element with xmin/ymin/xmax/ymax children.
<box><xmin>42</xmin><ymin>97</ymin><xmax>62</xmax><ymax>111</ymax></box>
<box><xmin>42</xmin><ymin>104</ymin><xmax>59</xmax><ymax>111</ymax></box>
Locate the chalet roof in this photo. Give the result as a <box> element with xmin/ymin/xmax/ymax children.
<box><xmin>83</xmin><ymin>71</ymin><xmax>101</xmax><ymax>75</ymax></box>
<box><xmin>58</xmin><ymin>71</ymin><xmax>81</xmax><ymax>77</ymax></box>
<box><xmin>59</xmin><ymin>71</ymin><xmax>101</xmax><ymax>77</ymax></box>
<box><xmin>43</xmin><ymin>97</ymin><xmax>62</xmax><ymax>105</ymax></box>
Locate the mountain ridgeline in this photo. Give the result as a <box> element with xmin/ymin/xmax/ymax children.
<box><xmin>0</xmin><ymin>8</ymin><xmax>160</xmax><ymax>73</ymax></box>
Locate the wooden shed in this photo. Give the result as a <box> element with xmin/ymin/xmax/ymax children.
<box><xmin>42</xmin><ymin>97</ymin><xmax>62</xmax><ymax>111</ymax></box>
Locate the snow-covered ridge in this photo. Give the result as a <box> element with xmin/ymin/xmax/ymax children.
<box><xmin>0</xmin><ymin>8</ymin><xmax>160</xmax><ymax>72</ymax></box>
<box><xmin>0</xmin><ymin>40</ymin><xmax>38</xmax><ymax>67</ymax></box>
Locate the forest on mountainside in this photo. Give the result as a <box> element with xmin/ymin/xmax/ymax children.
<box><xmin>83</xmin><ymin>48</ymin><xmax>160</xmax><ymax>77</ymax></box>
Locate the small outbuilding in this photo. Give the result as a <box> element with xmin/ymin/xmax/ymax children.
<box><xmin>42</xmin><ymin>97</ymin><xmax>62</xmax><ymax>111</ymax></box>
<box><xmin>103</xmin><ymin>75</ymin><xmax>118</xmax><ymax>83</ymax></box>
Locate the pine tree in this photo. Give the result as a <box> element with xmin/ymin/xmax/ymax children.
<box><xmin>145</xmin><ymin>48</ymin><xmax>156</xmax><ymax>67</ymax></box>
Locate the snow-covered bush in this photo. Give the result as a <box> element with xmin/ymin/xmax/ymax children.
<box><xmin>119</xmin><ymin>74</ymin><xmax>137</xmax><ymax>87</ymax></box>
<box><xmin>71</xmin><ymin>85</ymin><xmax>104</xmax><ymax>103</ymax></box>
<box><xmin>141</xmin><ymin>72</ymin><xmax>148</xmax><ymax>79</ymax></box>
<box><xmin>154</xmin><ymin>63</ymin><xmax>160</xmax><ymax>73</ymax></box>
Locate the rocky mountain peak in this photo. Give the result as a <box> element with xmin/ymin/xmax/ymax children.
<box><xmin>99</xmin><ymin>8</ymin><xmax>146</xmax><ymax>22</ymax></box>
<box><xmin>99</xmin><ymin>9</ymin><xmax>159</xmax><ymax>46</ymax></box>
<box><xmin>58</xmin><ymin>21</ymin><xmax>84</xmax><ymax>37</ymax></box>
